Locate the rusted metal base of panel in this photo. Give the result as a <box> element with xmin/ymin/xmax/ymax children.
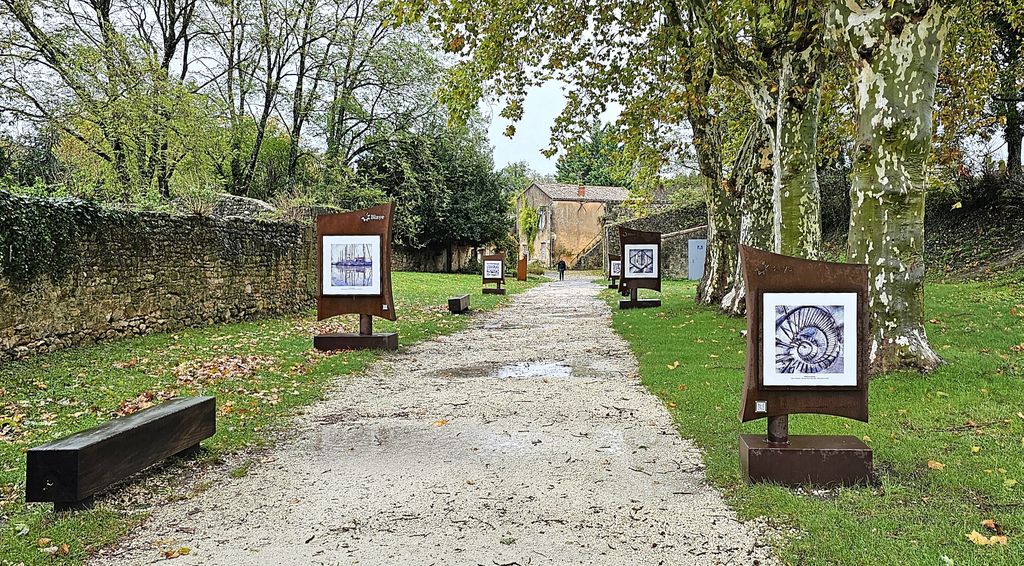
<box><xmin>739</xmin><ymin>434</ymin><xmax>872</xmax><ymax>487</ymax></box>
<box><xmin>619</xmin><ymin>299</ymin><xmax>661</xmax><ymax>309</ymax></box>
<box><xmin>313</xmin><ymin>333</ymin><xmax>398</xmax><ymax>351</ymax></box>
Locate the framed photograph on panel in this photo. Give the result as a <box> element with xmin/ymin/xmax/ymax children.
<box><xmin>610</xmin><ymin>260</ymin><xmax>621</xmax><ymax>277</ymax></box>
<box><xmin>624</xmin><ymin>244</ymin><xmax>658</xmax><ymax>278</ymax></box>
<box><xmin>483</xmin><ymin>260</ymin><xmax>503</xmax><ymax>279</ymax></box>
<box><xmin>322</xmin><ymin>235</ymin><xmax>382</xmax><ymax>296</ymax></box>
<box><xmin>761</xmin><ymin>292</ymin><xmax>857</xmax><ymax>387</ymax></box>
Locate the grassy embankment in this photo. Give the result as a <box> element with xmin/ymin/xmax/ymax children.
<box><xmin>0</xmin><ymin>272</ymin><xmax>541</xmax><ymax>564</ymax></box>
<box><xmin>606</xmin><ymin>277</ymin><xmax>1024</xmax><ymax>566</ymax></box>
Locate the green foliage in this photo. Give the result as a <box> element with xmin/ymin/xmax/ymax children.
<box><xmin>356</xmin><ymin>123</ymin><xmax>513</xmax><ymax>255</ymax></box>
<box><xmin>0</xmin><ymin>190</ymin><xmax>136</xmax><ymax>289</ymax></box>
<box><xmin>555</xmin><ymin>120</ymin><xmax>629</xmax><ymax>188</ymax></box>
<box><xmin>496</xmin><ymin>161</ymin><xmax>537</xmax><ymax>194</ymax></box>
<box><xmin>664</xmin><ymin>174</ymin><xmax>705</xmax><ymax>208</ymax></box>
<box><xmin>607</xmin><ymin>278</ymin><xmax>1024</xmax><ymax>566</ymax></box>
<box><xmin>517</xmin><ymin>205</ymin><xmax>540</xmax><ymax>257</ymax></box>
<box><xmin>819</xmin><ymin>159</ymin><xmax>853</xmax><ymax>239</ymax></box>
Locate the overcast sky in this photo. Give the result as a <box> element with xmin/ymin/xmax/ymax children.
<box><xmin>483</xmin><ymin>81</ymin><xmax>1011</xmax><ymax>176</ymax></box>
<box><xmin>485</xmin><ymin>81</ymin><xmax>621</xmax><ymax>175</ymax></box>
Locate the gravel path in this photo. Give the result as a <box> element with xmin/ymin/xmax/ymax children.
<box><xmin>94</xmin><ymin>275</ymin><xmax>776</xmax><ymax>565</ymax></box>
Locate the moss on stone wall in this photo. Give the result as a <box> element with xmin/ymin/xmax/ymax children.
<box><xmin>0</xmin><ymin>191</ymin><xmax>315</xmax><ymax>360</ymax></box>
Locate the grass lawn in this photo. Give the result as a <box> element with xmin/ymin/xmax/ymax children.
<box><xmin>605</xmin><ymin>279</ymin><xmax>1024</xmax><ymax>565</ymax></box>
<box><xmin>0</xmin><ymin>271</ymin><xmax>542</xmax><ymax>565</ymax></box>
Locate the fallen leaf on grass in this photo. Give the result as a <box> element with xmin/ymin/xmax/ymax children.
<box><xmin>113</xmin><ymin>358</ymin><xmax>141</xmax><ymax>369</ymax></box>
<box><xmin>982</xmin><ymin>519</ymin><xmax>1005</xmax><ymax>535</ymax></box>
<box><xmin>116</xmin><ymin>390</ymin><xmax>175</xmax><ymax>417</ymax></box>
<box><xmin>968</xmin><ymin>530</ymin><xmax>1008</xmax><ymax>545</ymax></box>
<box><xmin>677</xmin><ymin>384</ymin><xmax>687</xmax><ymax>392</ymax></box>
<box><xmin>1004</xmin><ymin>478</ymin><xmax>1017</xmax><ymax>488</ymax></box>
<box><xmin>971</xmin><ymin>446</ymin><xmax>981</xmax><ymax>454</ymax></box>
<box><xmin>174</xmin><ymin>355</ymin><xmax>276</xmax><ymax>386</ymax></box>
<box><xmin>666</xmin><ymin>361</ymin><xmax>680</xmax><ymax>370</ymax></box>
<box><xmin>967</xmin><ymin>531</ymin><xmax>987</xmax><ymax>545</ymax></box>
<box><xmin>927</xmin><ymin>460</ymin><xmax>946</xmax><ymax>470</ymax></box>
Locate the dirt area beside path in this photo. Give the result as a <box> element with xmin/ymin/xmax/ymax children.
<box><xmin>93</xmin><ymin>274</ymin><xmax>777</xmax><ymax>565</ymax></box>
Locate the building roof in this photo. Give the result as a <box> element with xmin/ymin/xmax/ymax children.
<box><xmin>530</xmin><ymin>183</ymin><xmax>631</xmax><ymax>203</ymax></box>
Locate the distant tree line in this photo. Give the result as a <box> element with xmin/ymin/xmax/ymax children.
<box><xmin>0</xmin><ymin>0</ymin><xmax>520</xmax><ymax>260</ymax></box>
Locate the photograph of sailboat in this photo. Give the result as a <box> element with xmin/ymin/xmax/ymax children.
<box><xmin>321</xmin><ymin>235</ymin><xmax>382</xmax><ymax>295</ymax></box>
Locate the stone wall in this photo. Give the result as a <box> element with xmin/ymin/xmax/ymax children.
<box><xmin>603</xmin><ymin>204</ymin><xmax>707</xmax><ymax>279</ymax></box>
<box><xmin>575</xmin><ymin>240</ymin><xmax>605</xmax><ymax>270</ymax></box>
<box><xmin>1</xmin><ymin>195</ymin><xmax>316</xmax><ymax>361</ymax></box>
<box><xmin>211</xmin><ymin>193</ymin><xmax>278</xmax><ymax>219</ymax></box>
<box><xmin>393</xmin><ymin>245</ymin><xmax>479</xmax><ymax>273</ymax></box>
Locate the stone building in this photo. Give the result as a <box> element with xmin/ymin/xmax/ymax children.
<box><xmin>515</xmin><ymin>183</ymin><xmax>632</xmax><ymax>266</ymax></box>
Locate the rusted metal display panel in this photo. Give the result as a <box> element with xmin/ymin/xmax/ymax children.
<box><xmin>738</xmin><ymin>245</ymin><xmax>872</xmax><ymax>487</ymax></box>
<box><xmin>517</xmin><ymin>257</ymin><xmax>528</xmax><ymax>281</ymax></box>
<box><xmin>739</xmin><ymin>245</ymin><xmax>868</xmax><ymax>421</ymax></box>
<box><xmin>314</xmin><ymin>203</ymin><xmax>398</xmax><ymax>350</ymax></box>
<box><xmin>618</xmin><ymin>227</ymin><xmax>661</xmax><ymax>308</ymax></box>
<box><xmin>607</xmin><ymin>254</ymin><xmax>621</xmax><ymax>289</ymax></box>
<box><xmin>482</xmin><ymin>253</ymin><xmax>507</xmax><ymax>295</ymax></box>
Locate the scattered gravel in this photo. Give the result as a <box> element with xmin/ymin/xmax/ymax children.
<box><xmin>93</xmin><ymin>275</ymin><xmax>778</xmax><ymax>565</ymax></box>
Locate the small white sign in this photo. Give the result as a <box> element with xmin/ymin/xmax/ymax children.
<box><xmin>610</xmin><ymin>260</ymin><xmax>621</xmax><ymax>277</ymax></box>
<box><xmin>762</xmin><ymin>292</ymin><xmax>857</xmax><ymax>387</ymax></box>
<box><xmin>755</xmin><ymin>400</ymin><xmax>767</xmax><ymax>413</ymax></box>
<box><xmin>483</xmin><ymin>260</ymin><xmax>503</xmax><ymax>279</ymax></box>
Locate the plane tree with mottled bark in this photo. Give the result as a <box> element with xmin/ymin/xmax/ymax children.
<box><xmin>831</xmin><ymin>0</ymin><xmax>953</xmax><ymax>372</ymax></box>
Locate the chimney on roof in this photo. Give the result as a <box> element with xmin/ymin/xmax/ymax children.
<box><xmin>578</xmin><ymin>184</ymin><xmax>586</xmax><ymax>198</ymax></box>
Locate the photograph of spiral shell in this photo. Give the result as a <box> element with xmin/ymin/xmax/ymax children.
<box><xmin>774</xmin><ymin>305</ymin><xmax>845</xmax><ymax>374</ymax></box>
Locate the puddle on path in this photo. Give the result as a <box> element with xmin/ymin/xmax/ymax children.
<box><xmin>493</xmin><ymin>362</ymin><xmax>572</xmax><ymax>379</ymax></box>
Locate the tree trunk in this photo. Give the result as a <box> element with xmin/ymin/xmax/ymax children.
<box><xmin>721</xmin><ymin>123</ymin><xmax>775</xmax><ymax>315</ymax></box>
<box><xmin>696</xmin><ymin>172</ymin><xmax>740</xmax><ymax>305</ymax></box>
<box><xmin>690</xmin><ymin>104</ymin><xmax>738</xmax><ymax>305</ymax></box>
<box><xmin>773</xmin><ymin>47</ymin><xmax>824</xmax><ymax>259</ymax></box>
<box><xmin>835</xmin><ymin>0</ymin><xmax>947</xmax><ymax>373</ymax></box>
<box><xmin>1006</xmin><ymin>107</ymin><xmax>1022</xmax><ymax>176</ymax></box>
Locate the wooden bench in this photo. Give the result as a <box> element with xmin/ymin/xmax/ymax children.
<box><xmin>448</xmin><ymin>294</ymin><xmax>470</xmax><ymax>314</ymax></box>
<box><xmin>26</xmin><ymin>396</ymin><xmax>215</xmax><ymax>511</ymax></box>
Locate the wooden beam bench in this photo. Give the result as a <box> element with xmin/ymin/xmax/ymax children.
<box><xmin>26</xmin><ymin>396</ymin><xmax>216</xmax><ymax>511</ymax></box>
<box><xmin>448</xmin><ymin>294</ymin><xmax>470</xmax><ymax>314</ymax></box>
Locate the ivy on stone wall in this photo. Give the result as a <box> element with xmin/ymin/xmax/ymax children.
<box><xmin>1</xmin><ymin>190</ymin><xmax>312</xmax><ymax>291</ymax></box>
<box><xmin>0</xmin><ymin>190</ymin><xmax>110</xmax><ymax>289</ymax></box>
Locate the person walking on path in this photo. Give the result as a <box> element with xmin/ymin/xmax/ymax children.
<box><xmin>556</xmin><ymin>259</ymin><xmax>567</xmax><ymax>280</ymax></box>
